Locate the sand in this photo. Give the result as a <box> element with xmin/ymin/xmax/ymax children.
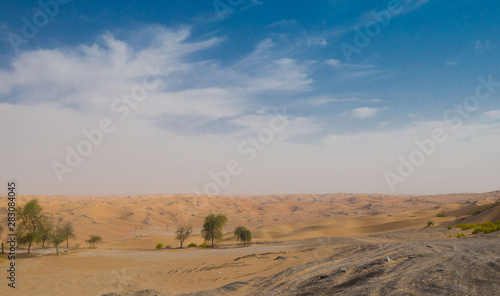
<box><xmin>0</xmin><ymin>191</ymin><xmax>499</xmax><ymax>295</ymax></box>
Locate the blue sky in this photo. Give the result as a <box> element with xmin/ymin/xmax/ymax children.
<box><xmin>1</xmin><ymin>0</ymin><xmax>499</xmax><ymax>195</ymax></box>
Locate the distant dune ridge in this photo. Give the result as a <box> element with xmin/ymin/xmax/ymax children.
<box><xmin>2</xmin><ymin>191</ymin><xmax>499</xmax><ymax>247</ymax></box>
<box><xmin>1</xmin><ymin>191</ymin><xmax>499</xmax><ymax>295</ymax></box>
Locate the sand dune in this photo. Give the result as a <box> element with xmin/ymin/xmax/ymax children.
<box><xmin>0</xmin><ymin>191</ymin><xmax>499</xmax><ymax>295</ymax></box>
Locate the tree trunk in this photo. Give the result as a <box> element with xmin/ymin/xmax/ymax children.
<box><xmin>56</xmin><ymin>245</ymin><xmax>59</xmax><ymax>255</ymax></box>
<box><xmin>211</xmin><ymin>235</ymin><xmax>214</xmax><ymax>248</ymax></box>
<box><xmin>67</xmin><ymin>236</ymin><xmax>69</xmax><ymax>249</ymax></box>
<box><xmin>92</xmin><ymin>242</ymin><xmax>95</xmax><ymax>249</ymax></box>
<box><xmin>42</xmin><ymin>239</ymin><xmax>45</xmax><ymax>249</ymax></box>
<box><xmin>28</xmin><ymin>241</ymin><xmax>32</xmax><ymax>254</ymax></box>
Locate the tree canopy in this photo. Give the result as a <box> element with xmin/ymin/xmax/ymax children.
<box><xmin>50</xmin><ymin>225</ymin><xmax>66</xmax><ymax>255</ymax></box>
<box><xmin>201</xmin><ymin>214</ymin><xmax>228</xmax><ymax>248</ymax></box>
<box><xmin>17</xmin><ymin>199</ymin><xmax>46</xmax><ymax>254</ymax></box>
<box><xmin>234</xmin><ymin>226</ymin><xmax>252</xmax><ymax>247</ymax></box>
<box><xmin>175</xmin><ymin>226</ymin><xmax>192</xmax><ymax>248</ymax></box>
<box><xmin>85</xmin><ymin>235</ymin><xmax>103</xmax><ymax>249</ymax></box>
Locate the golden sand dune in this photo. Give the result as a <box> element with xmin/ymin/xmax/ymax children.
<box><xmin>3</xmin><ymin>191</ymin><xmax>498</xmax><ymax>248</ymax></box>
<box><xmin>1</xmin><ymin>191</ymin><xmax>499</xmax><ymax>295</ymax></box>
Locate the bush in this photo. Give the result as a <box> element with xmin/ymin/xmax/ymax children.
<box><xmin>187</xmin><ymin>243</ymin><xmax>197</xmax><ymax>248</ymax></box>
<box><xmin>164</xmin><ymin>245</ymin><xmax>172</xmax><ymax>249</ymax></box>
<box><xmin>483</xmin><ymin>227</ymin><xmax>497</xmax><ymax>234</ymax></box>
<box><xmin>199</xmin><ymin>242</ymin><xmax>209</xmax><ymax>248</ymax></box>
<box><xmin>436</xmin><ymin>211</ymin><xmax>448</xmax><ymax>217</ymax></box>
<box><xmin>472</xmin><ymin>228</ymin><xmax>482</xmax><ymax>234</ymax></box>
<box><xmin>156</xmin><ymin>243</ymin><xmax>164</xmax><ymax>249</ymax></box>
<box><xmin>456</xmin><ymin>223</ymin><xmax>479</xmax><ymax>230</ymax></box>
<box><xmin>448</xmin><ymin>234</ymin><xmax>453</xmax><ymax>237</ymax></box>
<box><xmin>456</xmin><ymin>222</ymin><xmax>500</xmax><ymax>234</ymax></box>
<box><xmin>482</xmin><ymin>222</ymin><xmax>495</xmax><ymax>228</ymax></box>
<box><xmin>447</xmin><ymin>225</ymin><xmax>453</xmax><ymax>229</ymax></box>
<box><xmin>456</xmin><ymin>233</ymin><xmax>467</xmax><ymax>238</ymax></box>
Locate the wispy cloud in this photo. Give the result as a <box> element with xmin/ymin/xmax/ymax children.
<box><xmin>485</xmin><ymin>110</ymin><xmax>500</xmax><ymax>120</ymax></box>
<box><xmin>352</xmin><ymin>107</ymin><xmax>385</xmax><ymax>119</ymax></box>
<box><xmin>0</xmin><ymin>27</ymin><xmax>314</xmax><ymax>131</ymax></box>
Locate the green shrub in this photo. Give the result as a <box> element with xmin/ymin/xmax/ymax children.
<box><xmin>156</xmin><ymin>243</ymin><xmax>164</xmax><ymax>249</ymax></box>
<box><xmin>456</xmin><ymin>223</ymin><xmax>479</xmax><ymax>230</ymax></box>
<box><xmin>199</xmin><ymin>242</ymin><xmax>209</xmax><ymax>248</ymax></box>
<box><xmin>448</xmin><ymin>234</ymin><xmax>453</xmax><ymax>237</ymax></box>
<box><xmin>456</xmin><ymin>233</ymin><xmax>467</xmax><ymax>238</ymax></box>
<box><xmin>469</xmin><ymin>210</ymin><xmax>482</xmax><ymax>216</ymax></box>
<box><xmin>164</xmin><ymin>245</ymin><xmax>172</xmax><ymax>249</ymax></box>
<box><xmin>436</xmin><ymin>211</ymin><xmax>448</xmax><ymax>217</ymax></box>
<box><xmin>482</xmin><ymin>222</ymin><xmax>495</xmax><ymax>228</ymax></box>
<box><xmin>495</xmin><ymin>221</ymin><xmax>500</xmax><ymax>225</ymax></box>
<box><xmin>483</xmin><ymin>227</ymin><xmax>496</xmax><ymax>234</ymax></box>
<box><xmin>187</xmin><ymin>243</ymin><xmax>197</xmax><ymax>248</ymax></box>
<box><xmin>472</xmin><ymin>228</ymin><xmax>482</xmax><ymax>234</ymax></box>
<box><xmin>447</xmin><ymin>225</ymin><xmax>453</xmax><ymax>229</ymax></box>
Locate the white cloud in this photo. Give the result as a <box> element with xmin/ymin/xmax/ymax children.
<box><xmin>0</xmin><ymin>27</ymin><xmax>314</xmax><ymax>124</ymax></box>
<box><xmin>485</xmin><ymin>110</ymin><xmax>500</xmax><ymax>120</ymax></box>
<box><xmin>1</xmin><ymin>25</ymin><xmax>499</xmax><ymax>196</ymax></box>
<box><xmin>326</xmin><ymin>59</ymin><xmax>341</xmax><ymax>67</ymax></box>
<box><xmin>352</xmin><ymin>107</ymin><xmax>384</xmax><ymax>119</ymax></box>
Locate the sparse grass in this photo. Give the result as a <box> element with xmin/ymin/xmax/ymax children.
<box><xmin>456</xmin><ymin>221</ymin><xmax>500</xmax><ymax>234</ymax></box>
<box><xmin>155</xmin><ymin>243</ymin><xmax>164</xmax><ymax>249</ymax></box>
<box><xmin>456</xmin><ymin>232</ymin><xmax>467</xmax><ymax>238</ymax></box>
<box><xmin>456</xmin><ymin>223</ymin><xmax>476</xmax><ymax>230</ymax></box>
<box><xmin>436</xmin><ymin>211</ymin><xmax>448</xmax><ymax>217</ymax></box>
<box><xmin>187</xmin><ymin>243</ymin><xmax>197</xmax><ymax>248</ymax></box>
<box><xmin>469</xmin><ymin>210</ymin><xmax>482</xmax><ymax>216</ymax></box>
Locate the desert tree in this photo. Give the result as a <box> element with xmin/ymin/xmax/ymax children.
<box><xmin>17</xmin><ymin>199</ymin><xmax>45</xmax><ymax>254</ymax></box>
<box><xmin>175</xmin><ymin>226</ymin><xmax>192</xmax><ymax>248</ymax></box>
<box><xmin>234</xmin><ymin>226</ymin><xmax>252</xmax><ymax>247</ymax></box>
<box><xmin>38</xmin><ymin>216</ymin><xmax>54</xmax><ymax>249</ymax></box>
<box><xmin>50</xmin><ymin>226</ymin><xmax>66</xmax><ymax>255</ymax></box>
<box><xmin>85</xmin><ymin>235</ymin><xmax>103</xmax><ymax>249</ymax></box>
<box><xmin>201</xmin><ymin>214</ymin><xmax>228</xmax><ymax>248</ymax></box>
<box><xmin>61</xmin><ymin>221</ymin><xmax>75</xmax><ymax>249</ymax></box>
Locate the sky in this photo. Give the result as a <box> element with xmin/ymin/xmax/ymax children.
<box><xmin>0</xmin><ymin>0</ymin><xmax>499</xmax><ymax>196</ymax></box>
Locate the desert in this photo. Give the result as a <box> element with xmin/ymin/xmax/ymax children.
<box><xmin>1</xmin><ymin>191</ymin><xmax>500</xmax><ymax>295</ymax></box>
